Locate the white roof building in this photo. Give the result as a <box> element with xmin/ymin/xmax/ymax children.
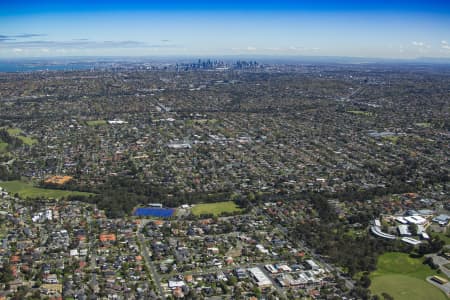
<box><xmin>398</xmin><ymin>225</ymin><xmax>411</xmax><ymax>236</ymax></box>
<box><xmin>168</xmin><ymin>280</ymin><xmax>185</xmax><ymax>289</ymax></box>
<box><xmin>421</xmin><ymin>232</ymin><xmax>430</xmax><ymax>240</ymax></box>
<box><xmin>248</xmin><ymin>267</ymin><xmax>272</xmax><ymax>287</ymax></box>
<box><xmin>256</xmin><ymin>244</ymin><xmax>269</xmax><ymax>254</ymax></box>
<box><xmin>305</xmin><ymin>259</ymin><xmax>320</xmax><ymax>270</ymax></box>
<box><xmin>401</xmin><ymin>237</ymin><xmax>422</xmax><ymax>245</ymax></box>
<box><xmin>371</xmin><ymin>226</ymin><xmax>397</xmax><ymax>240</ymax></box>
<box><xmin>404</xmin><ymin>215</ymin><xmax>427</xmax><ymax>225</ymax></box>
<box><xmin>395</xmin><ymin>217</ymin><xmax>408</xmax><ymax>224</ymax></box>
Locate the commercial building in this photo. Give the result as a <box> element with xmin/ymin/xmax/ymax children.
<box><xmin>248</xmin><ymin>267</ymin><xmax>272</xmax><ymax>288</ymax></box>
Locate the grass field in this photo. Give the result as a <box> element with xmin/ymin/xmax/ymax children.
<box><xmin>191</xmin><ymin>201</ymin><xmax>243</xmax><ymax>217</ymax></box>
<box><xmin>348</xmin><ymin>110</ymin><xmax>373</xmax><ymax>116</ymax></box>
<box><xmin>0</xmin><ymin>223</ymin><xmax>7</xmax><ymax>239</ymax></box>
<box><xmin>0</xmin><ymin>180</ymin><xmax>93</xmax><ymax>199</ymax></box>
<box><xmin>5</xmin><ymin>128</ymin><xmax>22</xmax><ymax>135</ymax></box>
<box><xmin>1</xmin><ymin>127</ymin><xmax>37</xmax><ymax>145</ymax></box>
<box><xmin>382</xmin><ymin>135</ymin><xmax>400</xmax><ymax>143</ymax></box>
<box><xmin>428</xmin><ymin>228</ymin><xmax>450</xmax><ymax>245</ymax></box>
<box><xmin>415</xmin><ymin>122</ymin><xmax>432</xmax><ymax>128</ymax></box>
<box><xmin>86</xmin><ymin>120</ymin><xmax>107</xmax><ymax>126</ymax></box>
<box><xmin>0</xmin><ymin>142</ymin><xmax>8</xmax><ymax>153</ymax></box>
<box><xmin>17</xmin><ymin>135</ymin><xmax>37</xmax><ymax>146</ymax></box>
<box><xmin>370</xmin><ymin>252</ymin><xmax>447</xmax><ymax>300</ymax></box>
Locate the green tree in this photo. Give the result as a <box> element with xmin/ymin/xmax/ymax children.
<box><xmin>0</xmin><ymin>260</ymin><xmax>14</xmax><ymax>283</ymax></box>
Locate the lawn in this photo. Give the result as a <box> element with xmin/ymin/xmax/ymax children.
<box><xmin>370</xmin><ymin>252</ymin><xmax>447</xmax><ymax>300</ymax></box>
<box><xmin>347</xmin><ymin>110</ymin><xmax>373</xmax><ymax>116</ymax></box>
<box><xmin>5</xmin><ymin>128</ymin><xmax>22</xmax><ymax>135</ymax></box>
<box><xmin>0</xmin><ymin>180</ymin><xmax>93</xmax><ymax>199</ymax></box>
<box><xmin>0</xmin><ymin>142</ymin><xmax>8</xmax><ymax>153</ymax></box>
<box><xmin>1</xmin><ymin>127</ymin><xmax>37</xmax><ymax>145</ymax></box>
<box><xmin>86</xmin><ymin>120</ymin><xmax>107</xmax><ymax>126</ymax></box>
<box><xmin>191</xmin><ymin>201</ymin><xmax>243</xmax><ymax>217</ymax></box>
<box><xmin>0</xmin><ymin>223</ymin><xmax>6</xmax><ymax>239</ymax></box>
<box><xmin>415</xmin><ymin>122</ymin><xmax>432</xmax><ymax>128</ymax></box>
<box><xmin>17</xmin><ymin>135</ymin><xmax>37</xmax><ymax>146</ymax></box>
<box><xmin>428</xmin><ymin>228</ymin><xmax>450</xmax><ymax>245</ymax></box>
<box><xmin>382</xmin><ymin>135</ymin><xmax>399</xmax><ymax>143</ymax></box>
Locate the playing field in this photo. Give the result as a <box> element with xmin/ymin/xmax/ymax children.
<box><xmin>86</xmin><ymin>120</ymin><xmax>107</xmax><ymax>126</ymax></box>
<box><xmin>191</xmin><ymin>201</ymin><xmax>242</xmax><ymax>217</ymax></box>
<box><xmin>415</xmin><ymin>122</ymin><xmax>432</xmax><ymax>128</ymax></box>
<box><xmin>348</xmin><ymin>110</ymin><xmax>373</xmax><ymax>116</ymax></box>
<box><xmin>0</xmin><ymin>142</ymin><xmax>8</xmax><ymax>153</ymax></box>
<box><xmin>134</xmin><ymin>207</ymin><xmax>175</xmax><ymax>218</ymax></box>
<box><xmin>370</xmin><ymin>252</ymin><xmax>447</xmax><ymax>300</ymax></box>
<box><xmin>0</xmin><ymin>180</ymin><xmax>93</xmax><ymax>199</ymax></box>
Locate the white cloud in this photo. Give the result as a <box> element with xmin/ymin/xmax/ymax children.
<box><xmin>1</xmin><ymin>39</ymin><xmax>180</xmax><ymax>51</ymax></box>
<box><xmin>441</xmin><ymin>40</ymin><xmax>450</xmax><ymax>50</ymax></box>
<box><xmin>264</xmin><ymin>47</ymin><xmax>281</xmax><ymax>51</ymax></box>
<box><xmin>260</xmin><ymin>46</ymin><xmax>320</xmax><ymax>53</ymax></box>
<box><xmin>412</xmin><ymin>41</ymin><xmax>431</xmax><ymax>49</ymax></box>
<box><xmin>13</xmin><ymin>48</ymin><xmax>23</xmax><ymax>52</ymax></box>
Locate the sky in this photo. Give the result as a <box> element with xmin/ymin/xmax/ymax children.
<box><xmin>1</xmin><ymin>0</ymin><xmax>450</xmax><ymax>59</ymax></box>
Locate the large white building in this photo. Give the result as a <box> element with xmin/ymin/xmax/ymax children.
<box><xmin>398</xmin><ymin>225</ymin><xmax>412</xmax><ymax>236</ymax></box>
<box><xmin>248</xmin><ymin>267</ymin><xmax>272</xmax><ymax>288</ymax></box>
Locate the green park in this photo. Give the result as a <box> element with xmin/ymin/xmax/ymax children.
<box><xmin>191</xmin><ymin>201</ymin><xmax>243</xmax><ymax>217</ymax></box>
<box><xmin>370</xmin><ymin>252</ymin><xmax>447</xmax><ymax>300</ymax></box>
<box><xmin>0</xmin><ymin>180</ymin><xmax>93</xmax><ymax>199</ymax></box>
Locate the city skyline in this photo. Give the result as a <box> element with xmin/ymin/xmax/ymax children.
<box><xmin>1</xmin><ymin>0</ymin><xmax>450</xmax><ymax>59</ymax></box>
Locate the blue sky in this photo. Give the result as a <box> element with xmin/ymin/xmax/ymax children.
<box><xmin>1</xmin><ymin>0</ymin><xmax>450</xmax><ymax>58</ymax></box>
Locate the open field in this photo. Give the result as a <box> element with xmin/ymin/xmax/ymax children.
<box><xmin>191</xmin><ymin>201</ymin><xmax>243</xmax><ymax>216</ymax></box>
<box><xmin>5</xmin><ymin>128</ymin><xmax>22</xmax><ymax>135</ymax></box>
<box><xmin>0</xmin><ymin>180</ymin><xmax>93</xmax><ymax>199</ymax></box>
<box><xmin>0</xmin><ymin>223</ymin><xmax>7</xmax><ymax>239</ymax></box>
<box><xmin>17</xmin><ymin>135</ymin><xmax>37</xmax><ymax>145</ymax></box>
<box><xmin>429</xmin><ymin>228</ymin><xmax>450</xmax><ymax>245</ymax></box>
<box><xmin>415</xmin><ymin>122</ymin><xmax>432</xmax><ymax>128</ymax></box>
<box><xmin>86</xmin><ymin>120</ymin><xmax>107</xmax><ymax>126</ymax></box>
<box><xmin>382</xmin><ymin>135</ymin><xmax>400</xmax><ymax>143</ymax></box>
<box><xmin>0</xmin><ymin>142</ymin><xmax>8</xmax><ymax>153</ymax></box>
<box><xmin>347</xmin><ymin>110</ymin><xmax>373</xmax><ymax>116</ymax></box>
<box><xmin>370</xmin><ymin>252</ymin><xmax>447</xmax><ymax>300</ymax></box>
<box><xmin>2</xmin><ymin>127</ymin><xmax>37</xmax><ymax>145</ymax></box>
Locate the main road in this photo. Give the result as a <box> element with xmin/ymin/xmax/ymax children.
<box><xmin>137</xmin><ymin>221</ymin><xmax>166</xmax><ymax>300</ymax></box>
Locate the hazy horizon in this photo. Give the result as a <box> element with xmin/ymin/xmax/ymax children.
<box><xmin>1</xmin><ymin>0</ymin><xmax>450</xmax><ymax>59</ymax></box>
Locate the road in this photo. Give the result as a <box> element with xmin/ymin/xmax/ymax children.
<box><xmin>87</xmin><ymin>215</ymin><xmax>99</xmax><ymax>293</ymax></box>
<box><xmin>137</xmin><ymin>222</ymin><xmax>166</xmax><ymax>300</ymax></box>
<box><xmin>336</xmin><ymin>86</ymin><xmax>364</xmax><ymax>102</ymax></box>
<box><xmin>427</xmin><ymin>276</ymin><xmax>450</xmax><ymax>296</ymax></box>
<box><xmin>426</xmin><ymin>254</ymin><xmax>450</xmax><ymax>278</ymax></box>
